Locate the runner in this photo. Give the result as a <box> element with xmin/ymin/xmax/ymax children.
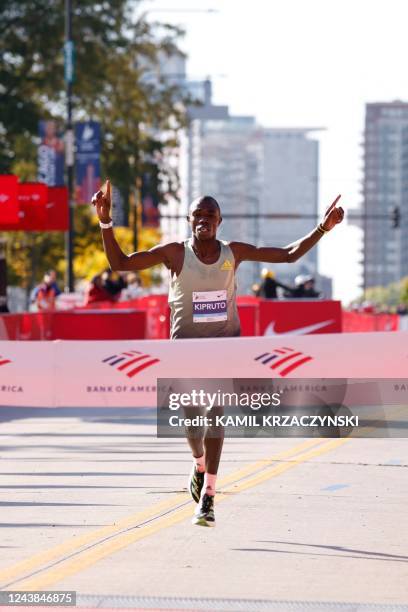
<box><xmin>92</xmin><ymin>183</ymin><xmax>344</xmax><ymax>527</ymax></box>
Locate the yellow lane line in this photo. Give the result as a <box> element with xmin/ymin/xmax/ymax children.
<box><xmin>223</xmin><ymin>438</ymin><xmax>348</xmax><ymax>494</ymax></box>
<box><xmin>0</xmin><ymin>439</ymin><xmax>321</xmax><ymax>586</ymax></box>
<box><xmin>8</xmin><ymin>438</ymin><xmax>348</xmax><ymax>591</ymax></box>
<box><xmin>217</xmin><ymin>438</ymin><xmax>320</xmax><ymax>487</ymax></box>
<box><xmin>0</xmin><ymin>495</ymin><xmax>189</xmax><ymax>584</ymax></box>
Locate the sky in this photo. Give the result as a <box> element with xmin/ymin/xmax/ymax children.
<box><xmin>141</xmin><ymin>0</ymin><xmax>408</xmax><ymax>303</ymax></box>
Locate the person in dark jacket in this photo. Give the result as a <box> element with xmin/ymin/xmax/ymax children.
<box><xmin>259</xmin><ymin>268</ymin><xmax>293</xmax><ymax>299</ymax></box>
<box><xmin>290</xmin><ymin>275</ymin><xmax>321</xmax><ymax>298</ymax></box>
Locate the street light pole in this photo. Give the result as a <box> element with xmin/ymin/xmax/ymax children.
<box><xmin>64</xmin><ymin>0</ymin><xmax>75</xmax><ymax>292</ymax></box>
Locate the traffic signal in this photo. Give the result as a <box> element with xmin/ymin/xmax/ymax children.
<box><xmin>391</xmin><ymin>206</ymin><xmax>400</xmax><ymax>228</ymax></box>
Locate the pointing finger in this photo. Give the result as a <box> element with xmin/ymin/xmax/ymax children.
<box><xmin>326</xmin><ymin>194</ymin><xmax>342</xmax><ymax>214</ymax></box>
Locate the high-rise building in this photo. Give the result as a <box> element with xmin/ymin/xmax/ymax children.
<box><xmin>258</xmin><ymin>129</ymin><xmax>321</xmax><ymax>287</ymax></box>
<box><xmin>186</xmin><ymin>114</ymin><xmax>263</xmax><ymax>292</ymax></box>
<box><xmin>160</xmin><ymin>71</ymin><xmax>325</xmax><ymax>294</ymax></box>
<box><xmin>177</xmin><ymin>114</ymin><xmax>323</xmax><ymax>292</ymax></box>
<box><xmin>361</xmin><ymin>101</ymin><xmax>408</xmax><ymax>289</ymax></box>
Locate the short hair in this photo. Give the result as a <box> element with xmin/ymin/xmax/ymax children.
<box><xmin>190</xmin><ymin>195</ymin><xmax>221</xmax><ymax>214</ymax></box>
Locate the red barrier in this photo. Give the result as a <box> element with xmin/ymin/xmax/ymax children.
<box><xmin>49</xmin><ymin>310</ymin><xmax>146</xmax><ymax>340</ymax></box>
<box><xmin>259</xmin><ymin>299</ymin><xmax>342</xmax><ymax>335</ymax></box>
<box><xmin>342</xmin><ymin>311</ymin><xmax>399</xmax><ymax>332</ymax></box>
<box><xmin>0</xmin><ymin>314</ymin><xmax>21</xmax><ymax>340</ymax></box>
<box><xmin>82</xmin><ymin>295</ymin><xmax>169</xmax><ymax>339</ymax></box>
<box><xmin>2</xmin><ymin>299</ymin><xmax>370</xmax><ymax>341</ymax></box>
<box><xmin>122</xmin><ymin>295</ymin><xmax>169</xmax><ymax>339</ymax></box>
<box><xmin>237</xmin><ymin>304</ymin><xmax>259</xmax><ymax>336</ymax></box>
<box><xmin>0</xmin><ymin>310</ymin><xmax>146</xmax><ymax>340</ymax></box>
<box><xmin>236</xmin><ymin>295</ymin><xmax>260</xmax><ymax>305</ymax></box>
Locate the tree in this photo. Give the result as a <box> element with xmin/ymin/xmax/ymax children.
<box><xmin>356</xmin><ymin>277</ymin><xmax>408</xmax><ymax>311</ymax></box>
<box><xmin>1</xmin><ymin>1</ymin><xmax>189</xmax><ymax>291</ymax></box>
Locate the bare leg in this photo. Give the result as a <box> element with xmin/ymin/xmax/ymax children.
<box><xmin>203</xmin><ymin>435</ymin><xmax>224</xmax><ymax>474</ymax></box>
<box><xmin>186</xmin><ymin>436</ymin><xmax>204</xmax><ymax>459</ymax></box>
<box><xmin>184</xmin><ymin>405</ymin><xmax>206</xmax><ymax>459</ymax></box>
<box><xmin>204</xmin><ymin>405</ymin><xmax>224</xmax><ymax>475</ymax></box>
<box><xmin>184</xmin><ymin>405</ymin><xmax>224</xmax><ymax>473</ymax></box>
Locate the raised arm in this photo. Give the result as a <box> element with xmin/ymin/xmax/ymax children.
<box><xmin>231</xmin><ymin>195</ymin><xmax>344</xmax><ymax>266</ymax></box>
<box><xmin>91</xmin><ymin>181</ymin><xmax>178</xmax><ymax>272</ymax></box>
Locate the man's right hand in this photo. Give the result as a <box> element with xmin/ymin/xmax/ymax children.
<box><xmin>91</xmin><ymin>179</ymin><xmax>112</xmax><ymax>223</ymax></box>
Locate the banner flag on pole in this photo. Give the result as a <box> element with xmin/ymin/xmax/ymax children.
<box><xmin>38</xmin><ymin>121</ymin><xmax>65</xmax><ymax>186</ymax></box>
<box><xmin>75</xmin><ymin>121</ymin><xmax>101</xmax><ymax>204</ymax></box>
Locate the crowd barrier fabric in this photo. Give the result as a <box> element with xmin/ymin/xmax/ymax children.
<box><xmin>342</xmin><ymin>310</ymin><xmax>399</xmax><ymax>332</ymax></box>
<box><xmin>0</xmin><ymin>332</ymin><xmax>407</xmax><ymax>408</ymax></box>
<box><xmin>0</xmin><ymin>310</ymin><xmax>146</xmax><ymax>340</ymax></box>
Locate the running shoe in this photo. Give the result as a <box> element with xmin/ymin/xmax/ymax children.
<box><xmin>188</xmin><ymin>465</ymin><xmax>204</xmax><ymax>503</ymax></box>
<box><xmin>192</xmin><ymin>494</ymin><xmax>215</xmax><ymax>527</ymax></box>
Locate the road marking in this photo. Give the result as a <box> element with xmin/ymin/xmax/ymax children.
<box><xmin>4</xmin><ymin>438</ymin><xmax>347</xmax><ymax>591</ymax></box>
<box><xmin>0</xmin><ymin>439</ymin><xmax>320</xmax><ymax>586</ymax></box>
<box><xmin>321</xmin><ymin>484</ymin><xmax>350</xmax><ymax>492</ymax></box>
<box><xmin>222</xmin><ymin>438</ymin><xmax>348</xmax><ymax>495</ymax></box>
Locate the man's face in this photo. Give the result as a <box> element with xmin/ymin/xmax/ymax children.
<box><xmin>188</xmin><ymin>200</ymin><xmax>221</xmax><ymax>241</ymax></box>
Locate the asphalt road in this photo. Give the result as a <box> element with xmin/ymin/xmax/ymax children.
<box><xmin>0</xmin><ymin>407</ymin><xmax>407</xmax><ymax>610</ymax></box>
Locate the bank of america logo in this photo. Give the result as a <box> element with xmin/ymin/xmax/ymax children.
<box><xmin>102</xmin><ymin>350</ymin><xmax>159</xmax><ymax>378</ymax></box>
<box><xmin>255</xmin><ymin>347</ymin><xmax>313</xmax><ymax>377</ymax></box>
<box><xmin>0</xmin><ymin>355</ymin><xmax>12</xmax><ymax>367</ymax></box>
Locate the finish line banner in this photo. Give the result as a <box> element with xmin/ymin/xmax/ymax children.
<box><xmin>156</xmin><ymin>378</ymin><xmax>408</xmax><ymax>438</ymax></box>
<box><xmin>0</xmin><ymin>333</ymin><xmax>408</xmax><ymax>410</ymax></box>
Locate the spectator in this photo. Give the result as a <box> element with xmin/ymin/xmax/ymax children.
<box><xmin>46</xmin><ymin>269</ymin><xmax>62</xmax><ymax>297</ymax></box>
<box><xmin>251</xmin><ymin>282</ymin><xmax>261</xmax><ymax>297</ymax></box>
<box><xmin>360</xmin><ymin>300</ymin><xmax>375</xmax><ymax>314</ymax></box>
<box><xmin>121</xmin><ymin>273</ymin><xmax>144</xmax><ymax>300</ymax></box>
<box><xmin>259</xmin><ymin>268</ymin><xmax>293</xmax><ymax>299</ymax></box>
<box><xmin>397</xmin><ymin>303</ymin><xmax>408</xmax><ymax>316</ymax></box>
<box><xmin>84</xmin><ymin>274</ymin><xmax>113</xmax><ymax>305</ymax></box>
<box><xmin>35</xmin><ymin>272</ymin><xmax>58</xmax><ymax>311</ymax></box>
<box><xmin>31</xmin><ymin>269</ymin><xmax>61</xmax><ymax>308</ymax></box>
<box><xmin>288</xmin><ymin>275</ymin><xmax>321</xmax><ymax>299</ymax></box>
<box><xmin>101</xmin><ymin>268</ymin><xmax>126</xmax><ymax>301</ymax></box>
<box><xmin>0</xmin><ymin>298</ymin><xmax>9</xmax><ymax>313</ymax></box>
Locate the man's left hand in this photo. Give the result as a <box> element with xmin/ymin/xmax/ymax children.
<box><xmin>322</xmin><ymin>194</ymin><xmax>344</xmax><ymax>231</ymax></box>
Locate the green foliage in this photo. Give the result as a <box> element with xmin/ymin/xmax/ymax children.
<box><xmin>399</xmin><ymin>277</ymin><xmax>408</xmax><ymax>305</ymax></box>
<box><xmin>359</xmin><ymin>276</ymin><xmax>408</xmax><ymax>310</ymax></box>
<box><xmin>1</xmin><ymin>1</ymin><xmax>188</xmax><ymax>289</ymax></box>
<box><xmin>74</xmin><ymin>205</ymin><xmax>162</xmax><ymax>287</ymax></box>
<box><xmin>5</xmin><ymin>231</ymin><xmax>65</xmax><ymax>289</ymax></box>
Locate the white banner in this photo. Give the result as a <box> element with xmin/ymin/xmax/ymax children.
<box><xmin>0</xmin><ymin>341</ymin><xmax>56</xmax><ymax>407</ymax></box>
<box><xmin>0</xmin><ymin>332</ymin><xmax>407</xmax><ymax>408</ymax></box>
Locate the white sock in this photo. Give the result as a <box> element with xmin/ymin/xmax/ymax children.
<box><xmin>202</xmin><ymin>472</ymin><xmax>217</xmax><ymax>497</ymax></box>
<box><xmin>194</xmin><ymin>455</ymin><xmax>205</xmax><ymax>473</ymax></box>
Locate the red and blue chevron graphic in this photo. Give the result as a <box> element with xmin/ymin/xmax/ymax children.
<box><xmin>102</xmin><ymin>350</ymin><xmax>159</xmax><ymax>378</ymax></box>
<box><xmin>0</xmin><ymin>355</ymin><xmax>11</xmax><ymax>367</ymax></box>
<box><xmin>255</xmin><ymin>346</ymin><xmax>313</xmax><ymax>377</ymax></box>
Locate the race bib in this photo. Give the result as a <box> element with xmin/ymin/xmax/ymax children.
<box><xmin>192</xmin><ymin>290</ymin><xmax>228</xmax><ymax>323</ymax></box>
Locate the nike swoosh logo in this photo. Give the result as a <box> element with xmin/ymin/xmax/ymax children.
<box><xmin>264</xmin><ymin>319</ymin><xmax>335</xmax><ymax>336</ymax></box>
